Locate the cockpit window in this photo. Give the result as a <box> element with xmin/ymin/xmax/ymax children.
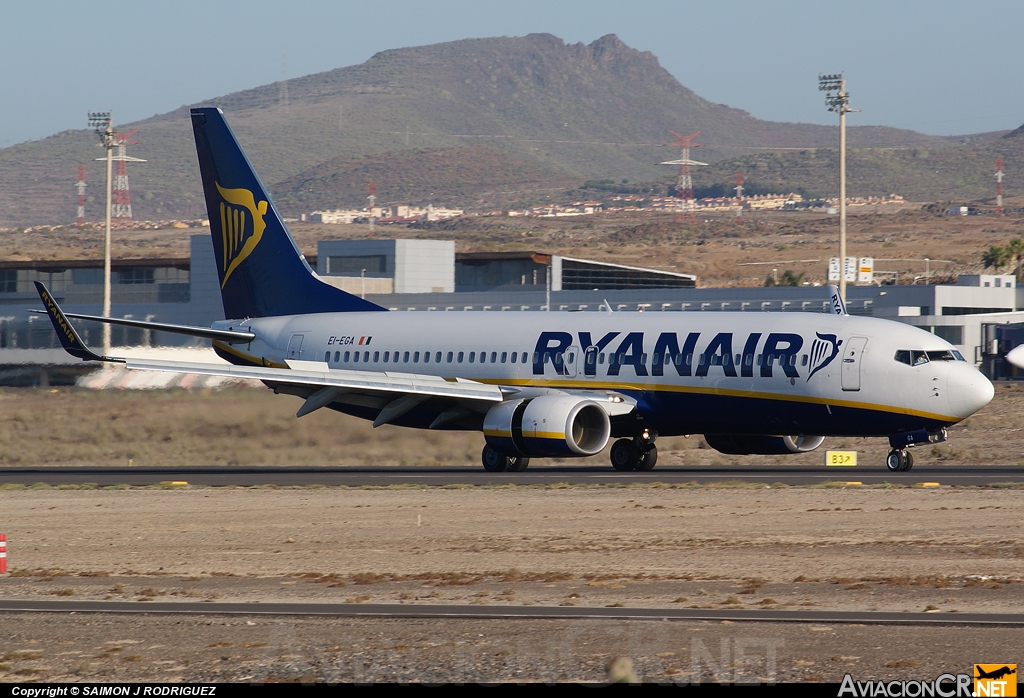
<box><xmin>894</xmin><ymin>350</ymin><xmax>911</xmax><ymax>365</ymax></box>
<box><xmin>911</xmin><ymin>350</ymin><xmax>929</xmax><ymax>366</ymax></box>
<box><xmin>926</xmin><ymin>350</ymin><xmax>957</xmax><ymax>362</ymax></box>
<box><xmin>952</xmin><ymin>350</ymin><xmax>965</xmax><ymax>361</ymax></box>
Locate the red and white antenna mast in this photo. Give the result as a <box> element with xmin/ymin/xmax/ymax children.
<box><xmin>660</xmin><ymin>130</ymin><xmax>706</xmax><ymax>222</ymax></box>
<box><xmin>75</xmin><ymin>165</ymin><xmax>87</xmax><ymax>227</ymax></box>
<box><xmin>734</xmin><ymin>172</ymin><xmax>744</xmax><ymax>226</ymax></box>
<box><xmin>98</xmin><ymin>129</ymin><xmax>145</xmax><ymax>227</ymax></box>
<box><xmin>996</xmin><ymin>158</ymin><xmax>1004</xmax><ymax>216</ymax></box>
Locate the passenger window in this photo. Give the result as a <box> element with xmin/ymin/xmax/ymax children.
<box><xmin>501</xmin><ymin>352</ymin><xmax>507</xmax><ymax>363</ymax></box>
<box><xmin>522</xmin><ymin>352</ymin><xmax>529</xmax><ymax>363</ymax></box>
<box><xmin>447</xmin><ymin>351</ymin><xmax>453</xmax><ymax>363</ymax></box>
<box><xmin>653</xmin><ymin>352</ymin><xmax>662</xmax><ymax>367</ymax></box>
<box><xmin>744</xmin><ymin>354</ymin><xmax>752</xmax><ymax>367</ymax></box>
<box><xmin>532</xmin><ymin>352</ymin><xmax>539</xmax><ymax>364</ymax></box>
<box><xmin>490</xmin><ymin>351</ymin><xmax>497</xmax><ymax>363</ymax></box>
<box><xmin>373</xmin><ymin>351</ymin><xmax>379</xmax><ymax>362</ymax></box>
<box><xmin>457</xmin><ymin>351</ymin><xmax>464</xmax><ymax>363</ymax></box>
<box><xmin>480</xmin><ymin>352</ymin><xmax>487</xmax><ymax>364</ymax></box>
<box><xmin>599</xmin><ymin>353</ymin><xmax>605</xmax><ymax>364</ymax></box>
<box><xmin>801</xmin><ymin>354</ymin><xmax>808</xmax><ymax>366</ymax></box>
<box><xmin>334</xmin><ymin>351</ymin><xmax>340</xmax><ymax>363</ymax></box>
<box><xmin>469</xmin><ymin>352</ymin><xmax>476</xmax><ymax>363</ymax></box>
<box><xmin>926</xmin><ymin>350</ymin><xmax>955</xmax><ymax>361</ymax></box>
<box><xmin>363</xmin><ymin>351</ymin><xmax>369</xmax><ymax>362</ymax></box>
<box><xmin>567</xmin><ymin>352</ymin><xmax>575</xmax><ymax>364</ymax></box>
<box><xmin>403</xmin><ymin>351</ymin><xmax>410</xmax><ymax>362</ymax></box>
<box><xmin>353</xmin><ymin>351</ymin><xmax>360</xmax><ymax>363</ymax></box>
<box><xmin>911</xmin><ymin>350</ymin><xmax>929</xmax><ymax>366</ymax></box>
<box><xmin>435</xmin><ymin>352</ymin><xmax>441</xmax><ymax>363</ymax></box>
<box><xmin>640</xmin><ymin>353</ymin><xmax>647</xmax><ymax>365</ymax></box>
<box><xmin>675</xmin><ymin>354</ymin><xmax>684</xmax><ymax>366</ymax></box>
<box><xmin>423</xmin><ymin>351</ymin><xmax>430</xmax><ymax>363</ymax></box>
<box><xmin>413</xmin><ymin>351</ymin><xmax>420</xmax><ymax>363</ymax></box>
<box><xmin>510</xmin><ymin>352</ymin><xmax>517</xmax><ymax>363</ymax></box>
<box><xmin>343</xmin><ymin>351</ymin><xmax>350</xmax><ymax>362</ymax></box>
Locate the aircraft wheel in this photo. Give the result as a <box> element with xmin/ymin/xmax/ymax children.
<box><xmin>610</xmin><ymin>439</ymin><xmax>638</xmax><ymax>471</ymax></box>
<box><xmin>482</xmin><ymin>445</ymin><xmax>509</xmax><ymax>473</ymax></box>
<box><xmin>635</xmin><ymin>444</ymin><xmax>658</xmax><ymax>471</ymax></box>
<box><xmin>885</xmin><ymin>449</ymin><xmax>905</xmax><ymax>472</ymax></box>
<box><xmin>900</xmin><ymin>451</ymin><xmax>914</xmax><ymax>471</ymax></box>
<box><xmin>506</xmin><ymin>455</ymin><xmax>530</xmax><ymax>472</ymax></box>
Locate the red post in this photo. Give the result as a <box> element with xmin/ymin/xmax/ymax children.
<box><xmin>0</xmin><ymin>533</ymin><xmax>7</xmax><ymax>573</ymax></box>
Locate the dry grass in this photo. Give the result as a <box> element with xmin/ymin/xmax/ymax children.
<box><xmin>0</xmin><ymin>379</ymin><xmax>1022</xmax><ymax>466</ymax></box>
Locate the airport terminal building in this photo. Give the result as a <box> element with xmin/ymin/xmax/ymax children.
<box><xmin>2</xmin><ymin>235</ymin><xmax>1023</xmax><ymax>384</ymax></box>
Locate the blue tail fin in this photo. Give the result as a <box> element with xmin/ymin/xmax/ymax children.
<box><xmin>190</xmin><ymin>107</ymin><xmax>386</xmax><ymax>318</ymax></box>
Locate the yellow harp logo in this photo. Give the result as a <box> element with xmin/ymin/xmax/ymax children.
<box><xmin>216</xmin><ymin>182</ymin><xmax>268</xmax><ymax>288</ymax></box>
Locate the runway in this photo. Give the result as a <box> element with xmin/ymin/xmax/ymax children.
<box><xmin>2</xmin><ymin>599</ymin><xmax>1023</xmax><ymax>626</ymax></box>
<box><xmin>0</xmin><ymin>464</ymin><xmax>1021</xmax><ymax>487</ymax></box>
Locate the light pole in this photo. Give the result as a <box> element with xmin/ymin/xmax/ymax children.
<box><xmin>88</xmin><ymin>111</ymin><xmax>114</xmax><ymax>357</ymax></box>
<box><xmin>818</xmin><ymin>73</ymin><xmax>858</xmax><ymax>302</ymax></box>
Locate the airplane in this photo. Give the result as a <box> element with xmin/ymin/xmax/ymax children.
<box><xmin>33</xmin><ymin>107</ymin><xmax>995</xmax><ymax>473</ymax></box>
<box><xmin>1006</xmin><ymin>344</ymin><xmax>1024</xmax><ymax>370</ymax></box>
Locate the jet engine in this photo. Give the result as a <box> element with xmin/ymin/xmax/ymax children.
<box><xmin>703</xmin><ymin>434</ymin><xmax>826</xmax><ymax>455</ymax></box>
<box><xmin>483</xmin><ymin>396</ymin><xmax>611</xmax><ymax>457</ymax></box>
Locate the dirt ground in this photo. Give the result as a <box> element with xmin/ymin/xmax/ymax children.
<box><xmin>0</xmin><ymin>381</ymin><xmax>1022</xmax><ymax>467</ymax></box>
<box><xmin>7</xmin><ymin>204</ymin><xmax>1024</xmax><ymax>288</ymax></box>
<box><xmin>1</xmin><ymin>486</ymin><xmax>1022</xmax><ymax>682</ymax></box>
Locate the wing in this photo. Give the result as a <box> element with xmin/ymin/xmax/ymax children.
<box><xmin>33</xmin><ymin>281</ymin><xmax>634</xmax><ymax>428</ymax></box>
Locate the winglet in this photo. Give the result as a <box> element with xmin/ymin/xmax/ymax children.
<box><xmin>827</xmin><ymin>284</ymin><xmax>848</xmax><ymax>316</ymax></box>
<box><xmin>33</xmin><ymin>282</ymin><xmax>120</xmax><ymax>362</ymax></box>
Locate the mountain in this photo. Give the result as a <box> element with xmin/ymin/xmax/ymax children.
<box><xmin>0</xmin><ymin>34</ymin><xmax>965</xmax><ymax>226</ymax></box>
<box><xmin>694</xmin><ymin>122</ymin><xmax>1024</xmax><ymax>202</ymax></box>
<box><xmin>272</xmin><ymin>146</ymin><xmax>577</xmax><ymax>212</ymax></box>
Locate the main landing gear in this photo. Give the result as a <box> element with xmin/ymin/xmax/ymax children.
<box><xmin>481</xmin><ymin>445</ymin><xmax>530</xmax><ymax>473</ymax></box>
<box><xmin>885</xmin><ymin>449</ymin><xmax>914</xmax><ymax>472</ymax></box>
<box><xmin>610</xmin><ymin>430</ymin><xmax>658</xmax><ymax>472</ymax></box>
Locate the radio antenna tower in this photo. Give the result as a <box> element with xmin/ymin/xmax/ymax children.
<box><xmin>75</xmin><ymin>166</ymin><xmax>87</xmax><ymax>227</ymax></box>
<box><xmin>996</xmin><ymin>158</ymin><xmax>1004</xmax><ymax>216</ymax></box>
<box><xmin>734</xmin><ymin>172</ymin><xmax>744</xmax><ymax>226</ymax></box>
<box><xmin>660</xmin><ymin>130</ymin><xmax>706</xmax><ymax>222</ymax></box>
<box><xmin>367</xmin><ymin>182</ymin><xmax>377</xmax><ymax>236</ymax></box>
<box><xmin>100</xmin><ymin>130</ymin><xmax>146</xmax><ymax>227</ymax></box>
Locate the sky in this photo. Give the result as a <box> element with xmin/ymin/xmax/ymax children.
<box><xmin>3</xmin><ymin>0</ymin><xmax>1022</xmax><ymax>148</ymax></box>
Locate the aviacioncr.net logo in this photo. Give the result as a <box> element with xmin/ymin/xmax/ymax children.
<box><xmin>215</xmin><ymin>182</ymin><xmax>268</xmax><ymax>288</ymax></box>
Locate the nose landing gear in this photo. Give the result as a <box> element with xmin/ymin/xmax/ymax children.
<box><xmin>885</xmin><ymin>449</ymin><xmax>914</xmax><ymax>472</ymax></box>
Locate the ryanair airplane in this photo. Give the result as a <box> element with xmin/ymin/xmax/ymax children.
<box><xmin>35</xmin><ymin>108</ymin><xmax>995</xmax><ymax>473</ymax></box>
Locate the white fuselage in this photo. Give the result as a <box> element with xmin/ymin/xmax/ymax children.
<box><xmin>212</xmin><ymin>310</ymin><xmax>994</xmax><ymax>437</ymax></box>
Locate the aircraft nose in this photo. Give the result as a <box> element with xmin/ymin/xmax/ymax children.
<box><xmin>946</xmin><ymin>362</ymin><xmax>994</xmax><ymax>418</ymax></box>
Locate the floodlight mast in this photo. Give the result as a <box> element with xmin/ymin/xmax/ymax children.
<box><xmin>88</xmin><ymin>111</ymin><xmax>114</xmax><ymax>357</ymax></box>
<box><xmin>818</xmin><ymin>73</ymin><xmax>859</xmax><ymax>302</ymax></box>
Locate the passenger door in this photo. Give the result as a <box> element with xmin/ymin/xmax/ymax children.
<box><xmin>841</xmin><ymin>336</ymin><xmax>868</xmax><ymax>391</ymax></box>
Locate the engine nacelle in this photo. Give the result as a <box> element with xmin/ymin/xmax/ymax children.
<box><xmin>703</xmin><ymin>434</ymin><xmax>826</xmax><ymax>455</ymax></box>
<box><xmin>483</xmin><ymin>396</ymin><xmax>611</xmax><ymax>457</ymax></box>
